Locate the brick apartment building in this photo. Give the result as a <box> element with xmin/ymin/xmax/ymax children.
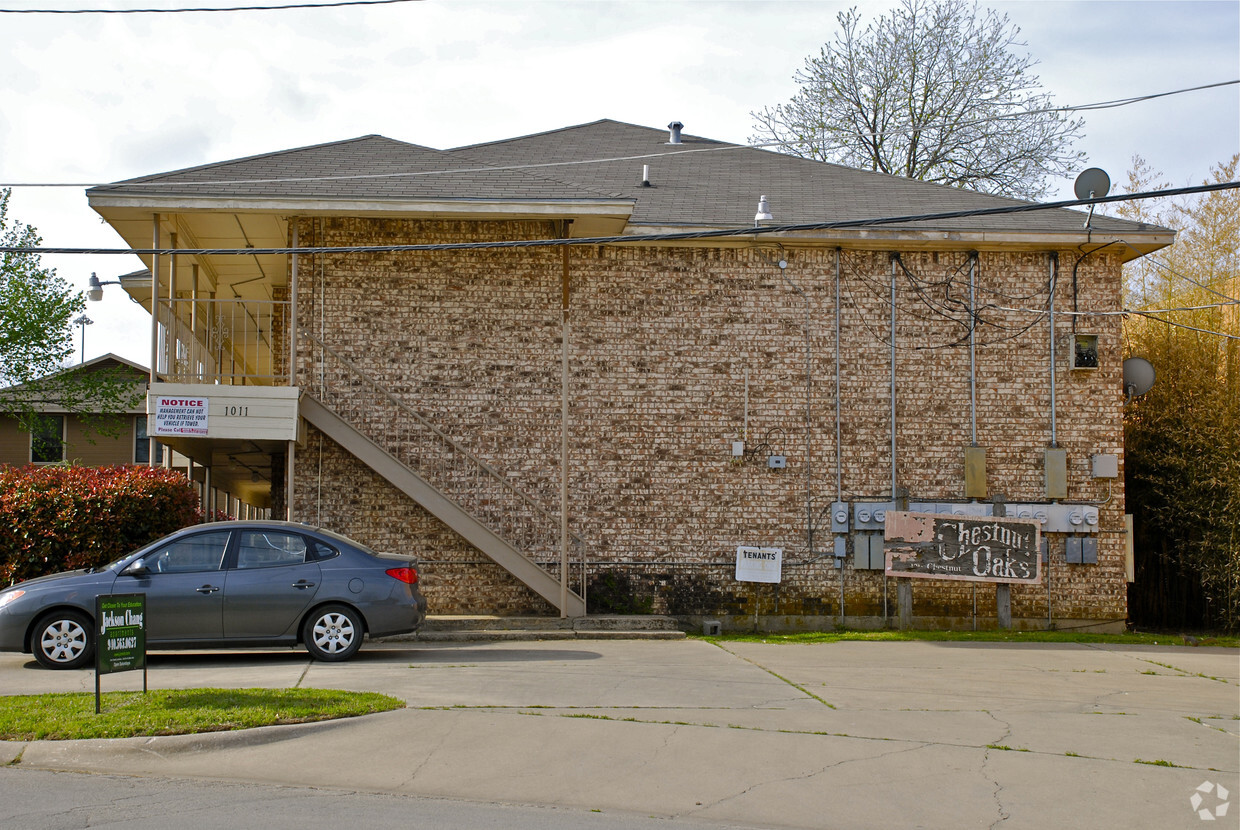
<box><xmin>85</xmin><ymin>120</ymin><xmax>1173</xmax><ymax>630</ymax></box>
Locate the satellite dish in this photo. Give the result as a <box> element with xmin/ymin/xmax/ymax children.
<box><xmin>1074</xmin><ymin>168</ymin><xmax>1111</xmax><ymax>201</ymax></box>
<box><xmin>1123</xmin><ymin>357</ymin><xmax>1156</xmax><ymax>401</ymax></box>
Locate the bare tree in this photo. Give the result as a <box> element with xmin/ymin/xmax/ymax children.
<box><xmin>750</xmin><ymin>0</ymin><xmax>1086</xmax><ymax>200</ymax></box>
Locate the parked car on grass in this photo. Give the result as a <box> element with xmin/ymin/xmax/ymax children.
<box><xmin>0</xmin><ymin>520</ymin><xmax>427</xmax><ymax>669</ymax></box>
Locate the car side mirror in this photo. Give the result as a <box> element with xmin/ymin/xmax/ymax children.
<box><xmin>123</xmin><ymin>559</ymin><xmax>151</xmax><ymax>577</ymax></box>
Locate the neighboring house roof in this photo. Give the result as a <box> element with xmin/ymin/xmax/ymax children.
<box><xmin>0</xmin><ymin>354</ymin><xmax>149</xmax><ymax>415</ymax></box>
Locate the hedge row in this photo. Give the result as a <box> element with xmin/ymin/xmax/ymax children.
<box><xmin>0</xmin><ymin>465</ymin><xmax>206</xmax><ymax>584</ymax></box>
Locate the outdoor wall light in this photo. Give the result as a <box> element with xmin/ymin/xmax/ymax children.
<box><xmin>87</xmin><ymin>272</ymin><xmax>122</xmax><ymax>302</ymax></box>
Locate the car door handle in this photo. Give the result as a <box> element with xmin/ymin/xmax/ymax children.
<box><xmin>292</xmin><ymin>580</ymin><xmax>316</xmax><ymax>589</ymax></box>
<box><xmin>196</xmin><ymin>585</ymin><xmax>221</xmax><ymax>594</ymax></box>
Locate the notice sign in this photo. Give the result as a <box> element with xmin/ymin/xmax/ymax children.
<box><xmin>152</xmin><ymin>396</ymin><xmax>208</xmax><ymax>436</ymax></box>
<box><xmin>884</xmin><ymin>512</ymin><xmax>1041</xmax><ymax>584</ymax></box>
<box><xmin>736</xmin><ymin>546</ymin><xmax>783</xmax><ymax>583</ymax></box>
<box><xmin>96</xmin><ymin>593</ymin><xmax>146</xmax><ymax>675</ymax></box>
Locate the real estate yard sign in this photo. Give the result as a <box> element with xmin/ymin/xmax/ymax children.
<box><xmin>95</xmin><ymin>593</ymin><xmax>147</xmax><ymax>712</ymax></box>
<box><xmin>884</xmin><ymin>512</ymin><xmax>1041</xmax><ymax>584</ymax></box>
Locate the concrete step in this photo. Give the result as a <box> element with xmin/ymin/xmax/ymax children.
<box><xmin>379</xmin><ymin>614</ymin><xmax>687</xmax><ymax>642</ymax></box>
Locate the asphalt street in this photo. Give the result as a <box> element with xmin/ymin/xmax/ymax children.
<box><xmin>1</xmin><ymin>639</ymin><xmax>1236</xmax><ymax>829</ymax></box>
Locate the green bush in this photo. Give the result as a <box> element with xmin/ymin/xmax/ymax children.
<box><xmin>0</xmin><ymin>465</ymin><xmax>204</xmax><ymax>584</ymax></box>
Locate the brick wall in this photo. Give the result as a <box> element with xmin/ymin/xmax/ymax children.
<box><xmin>291</xmin><ymin>217</ymin><xmax>1127</xmax><ymax>626</ymax></box>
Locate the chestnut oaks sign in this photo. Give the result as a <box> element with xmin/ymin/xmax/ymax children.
<box><xmin>884</xmin><ymin>512</ymin><xmax>1041</xmax><ymax>584</ymax></box>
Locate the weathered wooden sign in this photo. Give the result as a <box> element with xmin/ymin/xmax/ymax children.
<box><xmin>884</xmin><ymin>512</ymin><xmax>1041</xmax><ymax>584</ymax></box>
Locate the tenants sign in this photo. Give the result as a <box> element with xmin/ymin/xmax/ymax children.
<box><xmin>884</xmin><ymin>512</ymin><xmax>1041</xmax><ymax>584</ymax></box>
<box><xmin>735</xmin><ymin>546</ymin><xmax>783</xmax><ymax>583</ymax></box>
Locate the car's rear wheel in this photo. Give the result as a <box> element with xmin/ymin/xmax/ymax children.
<box><xmin>302</xmin><ymin>604</ymin><xmax>363</xmax><ymax>661</ymax></box>
<box><xmin>32</xmin><ymin>610</ymin><xmax>94</xmax><ymax>670</ymax></box>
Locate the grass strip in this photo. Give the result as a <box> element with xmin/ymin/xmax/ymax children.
<box><xmin>695</xmin><ymin>630</ymin><xmax>1239</xmax><ymax>647</ymax></box>
<box><xmin>0</xmin><ymin>688</ymin><xmax>404</xmax><ymax>741</ymax></box>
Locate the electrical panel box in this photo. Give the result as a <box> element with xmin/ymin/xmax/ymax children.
<box><xmin>1040</xmin><ymin>538</ymin><xmax>1049</xmax><ymax>563</ymax></box>
<box><xmin>1065</xmin><ymin>536</ymin><xmax>1083</xmax><ymax>564</ymax></box>
<box><xmin>1081</xmin><ymin>536</ymin><xmax>1098</xmax><ymax>564</ymax></box>
<box><xmin>833</xmin><ymin>535</ymin><xmax>847</xmax><ymax>568</ymax></box>
<box><xmin>731</xmin><ymin>441</ymin><xmax>745</xmax><ymax>458</ymax></box>
<box><xmin>1073</xmin><ymin>334</ymin><xmax>1099</xmax><ymax>369</ymax></box>
<box><xmin>768</xmin><ymin>455</ymin><xmax>787</xmax><ymax>469</ymax></box>
<box><xmin>852</xmin><ymin>532</ymin><xmax>885</xmax><ymax>570</ymax></box>
<box><xmin>1045</xmin><ymin>449</ymin><xmax>1068</xmax><ymax>500</ymax></box>
<box><xmin>1091</xmin><ymin>454</ymin><xmax>1118</xmax><ymax>479</ymax></box>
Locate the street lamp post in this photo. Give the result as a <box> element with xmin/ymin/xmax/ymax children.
<box><xmin>74</xmin><ymin>315</ymin><xmax>93</xmax><ymax>364</ymax></box>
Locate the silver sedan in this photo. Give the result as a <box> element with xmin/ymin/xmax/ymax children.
<box><xmin>0</xmin><ymin>520</ymin><xmax>427</xmax><ymax>669</ymax></box>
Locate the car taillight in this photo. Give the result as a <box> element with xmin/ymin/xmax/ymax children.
<box><xmin>385</xmin><ymin>567</ymin><xmax>419</xmax><ymax>584</ymax></box>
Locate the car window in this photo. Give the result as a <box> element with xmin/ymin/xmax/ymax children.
<box><xmin>308</xmin><ymin>540</ymin><xmax>339</xmax><ymax>562</ymax></box>
<box><xmin>146</xmin><ymin>531</ymin><xmax>230</xmax><ymax>574</ymax></box>
<box><xmin>236</xmin><ymin>531</ymin><xmax>309</xmax><ymax>569</ymax></box>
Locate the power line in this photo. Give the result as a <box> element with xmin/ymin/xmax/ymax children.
<box><xmin>2</xmin><ymin>80</ymin><xmax>1235</xmax><ymax>190</ymax></box>
<box><xmin>0</xmin><ymin>0</ymin><xmax>417</xmax><ymax>13</ymax></box>
<box><xmin>1126</xmin><ymin>310</ymin><xmax>1240</xmax><ymax>341</ymax></box>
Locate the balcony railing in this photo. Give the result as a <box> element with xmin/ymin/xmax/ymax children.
<box><xmin>154</xmin><ymin>298</ymin><xmax>290</xmax><ymax>385</ymax></box>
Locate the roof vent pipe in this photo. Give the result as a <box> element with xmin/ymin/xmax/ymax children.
<box><xmin>667</xmin><ymin>121</ymin><xmax>683</xmax><ymax>144</ymax></box>
<box><xmin>642</xmin><ymin>164</ymin><xmax>651</xmax><ymax>187</ymax></box>
<box><xmin>755</xmin><ymin>195</ymin><xmax>773</xmax><ymax>225</ymax></box>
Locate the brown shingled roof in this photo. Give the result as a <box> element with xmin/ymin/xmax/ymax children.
<box><xmin>89</xmin><ymin>119</ymin><xmax>1164</xmax><ymax>237</ymax></box>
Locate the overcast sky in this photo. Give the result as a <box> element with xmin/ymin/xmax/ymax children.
<box><xmin>2</xmin><ymin>0</ymin><xmax>1237</xmax><ymax>365</ymax></box>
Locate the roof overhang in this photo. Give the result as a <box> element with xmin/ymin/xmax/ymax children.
<box><xmin>620</xmin><ymin>224</ymin><xmax>1175</xmax><ymax>262</ymax></box>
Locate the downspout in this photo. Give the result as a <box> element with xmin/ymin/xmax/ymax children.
<box><xmin>835</xmin><ymin>247</ymin><xmax>844</xmax><ymax>625</ymax></box>
<box><xmin>560</xmin><ymin>224</ymin><xmax>572</xmax><ymax>617</ymax></box>
<box><xmin>890</xmin><ymin>254</ymin><xmax>898</xmax><ymax>496</ymax></box>
<box><xmin>1047</xmin><ymin>251</ymin><xmax>1059</xmax><ymax>629</ymax></box>
<box><xmin>887</xmin><ymin>253</ymin><xmax>897</xmax><ymax>624</ymax></box>
<box><xmin>969</xmin><ymin>253</ymin><xmax>978</xmax><ymax>447</ymax></box>
<box><xmin>1049</xmin><ymin>252</ymin><xmax>1058</xmax><ymax>447</ymax></box>
<box><xmin>775</xmin><ymin>258</ymin><xmax>814</xmax><ymax>558</ymax></box>
<box><xmin>834</xmin><ymin>248</ymin><xmax>842</xmax><ymax>502</ymax></box>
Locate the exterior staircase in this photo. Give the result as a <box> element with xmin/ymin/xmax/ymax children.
<box><xmin>300</xmin><ymin>332</ymin><xmax>586</xmax><ymax>616</ymax></box>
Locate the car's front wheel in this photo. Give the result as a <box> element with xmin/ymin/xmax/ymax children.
<box><xmin>32</xmin><ymin>610</ymin><xmax>94</xmax><ymax>670</ymax></box>
<box><xmin>302</xmin><ymin>604</ymin><xmax>363</xmax><ymax>661</ymax></box>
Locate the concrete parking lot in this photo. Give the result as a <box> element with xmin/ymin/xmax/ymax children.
<box><xmin>1</xmin><ymin>638</ymin><xmax>1237</xmax><ymax>829</ymax></box>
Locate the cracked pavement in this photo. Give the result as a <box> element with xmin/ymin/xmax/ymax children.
<box><xmin>1</xmin><ymin>639</ymin><xmax>1236</xmax><ymax>829</ymax></box>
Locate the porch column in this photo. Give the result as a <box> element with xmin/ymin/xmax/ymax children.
<box><xmin>149</xmin><ymin>215</ymin><xmax>159</xmax><ymax>467</ymax></box>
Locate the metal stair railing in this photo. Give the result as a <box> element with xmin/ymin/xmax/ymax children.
<box><xmin>299</xmin><ymin>331</ymin><xmax>588</xmax><ymax>588</ymax></box>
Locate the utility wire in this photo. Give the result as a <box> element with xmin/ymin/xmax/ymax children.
<box><xmin>0</xmin><ymin>0</ymin><xmax>417</xmax><ymax>13</ymax></box>
<box><xmin>2</xmin><ymin>80</ymin><xmax>1235</xmax><ymax>190</ymax></box>
<box><xmin>1126</xmin><ymin>311</ymin><xmax>1240</xmax><ymax>341</ymax></box>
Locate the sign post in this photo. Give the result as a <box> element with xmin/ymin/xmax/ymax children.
<box><xmin>95</xmin><ymin>593</ymin><xmax>147</xmax><ymax>714</ymax></box>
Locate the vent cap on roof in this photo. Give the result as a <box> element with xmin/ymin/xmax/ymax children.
<box><xmin>667</xmin><ymin>122</ymin><xmax>684</xmax><ymax>144</ymax></box>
